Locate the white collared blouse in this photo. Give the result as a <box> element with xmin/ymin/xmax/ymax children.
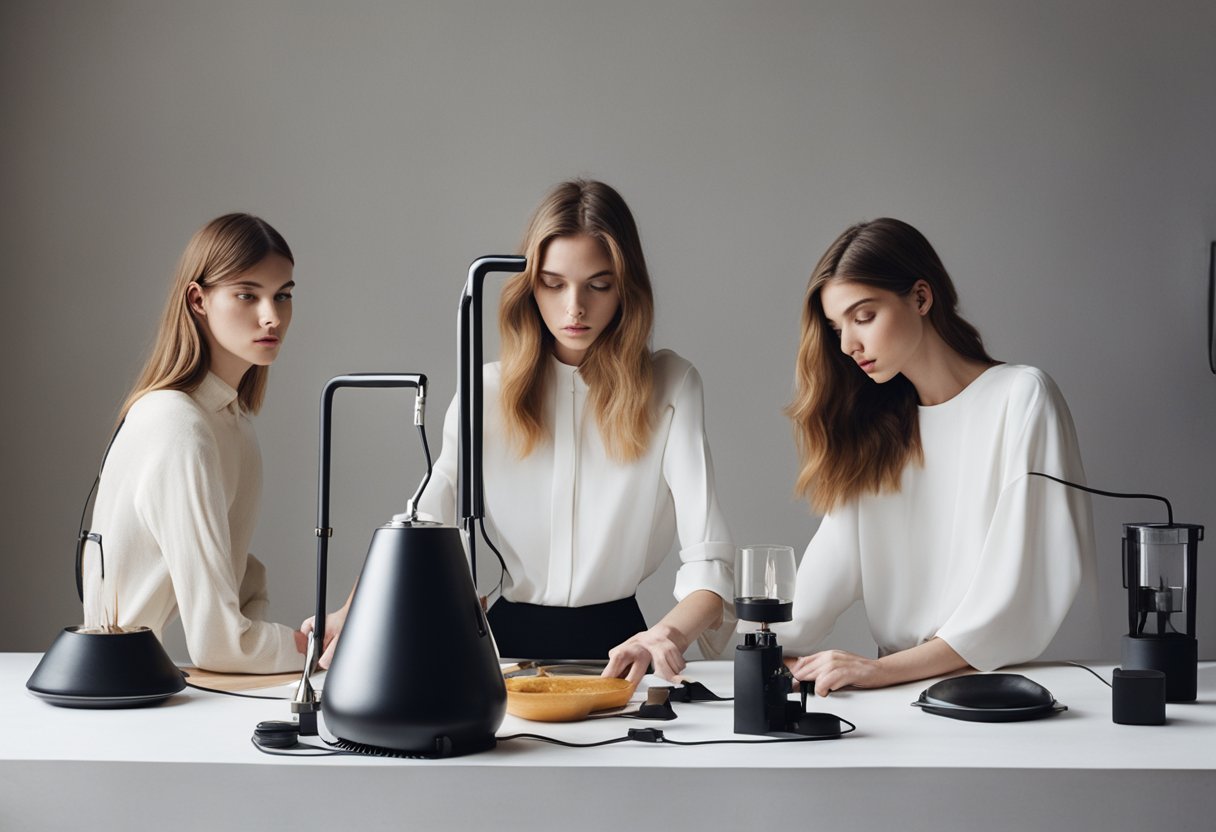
<box><xmin>417</xmin><ymin>350</ymin><xmax>736</xmax><ymax>655</ymax></box>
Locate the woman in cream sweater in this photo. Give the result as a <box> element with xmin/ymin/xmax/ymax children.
<box><xmin>81</xmin><ymin>213</ymin><xmax>305</xmax><ymax>673</ymax></box>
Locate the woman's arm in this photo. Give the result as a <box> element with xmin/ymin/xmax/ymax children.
<box><xmin>137</xmin><ymin>417</ymin><xmax>302</xmax><ymax>673</ymax></box>
<box><xmin>603</xmin><ymin>589</ymin><xmax>725</xmax><ymax>684</ymax></box>
<box><xmin>935</xmin><ymin>370</ymin><xmax>1095</xmax><ymax>671</ymax></box>
<box><xmin>789</xmin><ymin>637</ymin><xmax>970</xmax><ymax>697</ymax></box>
<box><xmin>299</xmin><ymin>584</ymin><xmax>356</xmax><ymax>669</ymax></box>
<box><xmin>660</xmin><ymin>362</ymin><xmax>737</xmax><ymax>655</ymax></box>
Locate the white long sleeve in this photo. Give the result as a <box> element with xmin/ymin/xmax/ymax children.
<box><xmin>770</xmin><ymin>503</ymin><xmax>863</xmax><ymax>653</ymax></box>
<box><xmin>416</xmin><ymin>350</ymin><xmax>735</xmax><ymax>655</ymax></box>
<box><xmin>778</xmin><ymin>364</ymin><xmax>1096</xmax><ymax>671</ymax></box>
<box><xmin>82</xmin><ymin>373</ymin><xmax>303</xmax><ymax>673</ymax></box>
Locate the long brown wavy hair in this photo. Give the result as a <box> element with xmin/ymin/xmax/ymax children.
<box><xmin>787</xmin><ymin>218</ymin><xmax>996</xmax><ymax>512</ymax></box>
<box><xmin>118</xmin><ymin>213</ymin><xmax>294</xmax><ymax>423</ymax></box>
<box><xmin>499</xmin><ymin>180</ymin><xmax>655</xmax><ymax>461</ymax></box>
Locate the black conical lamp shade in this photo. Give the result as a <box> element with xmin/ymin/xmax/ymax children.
<box><xmin>322</xmin><ymin>524</ymin><xmax>505</xmax><ymax>756</ymax></box>
<box><xmin>27</xmin><ymin>626</ymin><xmax>185</xmax><ymax>708</ymax></box>
<box><xmin>30</xmin><ymin>414</ymin><xmax>185</xmax><ymax>709</ymax></box>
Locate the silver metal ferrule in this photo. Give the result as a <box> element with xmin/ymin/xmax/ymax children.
<box><xmin>413</xmin><ymin>388</ymin><xmax>426</xmax><ymax>427</ymax></box>
<box><xmin>290</xmin><ymin>632</ymin><xmax>320</xmax><ymax>712</ymax></box>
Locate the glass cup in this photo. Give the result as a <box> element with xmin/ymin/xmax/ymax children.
<box><xmin>735</xmin><ymin>545</ymin><xmax>795</xmax><ymax>625</ymax></box>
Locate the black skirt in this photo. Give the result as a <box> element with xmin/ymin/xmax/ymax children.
<box><xmin>487</xmin><ymin>596</ymin><xmax>647</xmax><ymax>661</ymax></box>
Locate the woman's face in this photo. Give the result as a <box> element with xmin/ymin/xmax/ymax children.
<box><xmin>189</xmin><ymin>254</ymin><xmax>295</xmax><ymax>385</ymax></box>
<box><xmin>533</xmin><ymin>235</ymin><xmax>621</xmax><ymax>366</ymax></box>
<box><xmin>818</xmin><ymin>277</ymin><xmax>930</xmax><ymax>384</ymax></box>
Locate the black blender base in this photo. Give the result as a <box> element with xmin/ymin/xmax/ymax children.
<box><xmin>1121</xmin><ymin>635</ymin><xmax>1197</xmax><ymax>702</ymax></box>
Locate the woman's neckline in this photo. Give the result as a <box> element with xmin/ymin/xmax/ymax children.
<box><xmin>550</xmin><ymin>354</ymin><xmax>587</xmax><ymax>389</ymax></box>
<box><xmin>917</xmin><ymin>363</ymin><xmax>1004</xmax><ymax>411</ymax></box>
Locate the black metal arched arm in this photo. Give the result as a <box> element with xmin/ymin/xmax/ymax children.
<box><xmin>457</xmin><ymin>256</ymin><xmax>527</xmax><ymax>584</ymax></box>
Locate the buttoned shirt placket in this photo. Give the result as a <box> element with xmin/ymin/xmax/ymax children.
<box><xmin>545</xmin><ymin>365</ymin><xmax>579</xmax><ymax>606</ymax></box>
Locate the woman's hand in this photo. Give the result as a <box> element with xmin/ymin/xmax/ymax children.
<box><xmin>789</xmin><ymin>639</ymin><xmax>970</xmax><ymax>696</ymax></box>
<box><xmin>789</xmin><ymin>649</ymin><xmax>891</xmax><ymax>697</ymax></box>
<box><xmin>299</xmin><ymin>606</ymin><xmax>349</xmax><ymax>670</ymax></box>
<box><xmin>603</xmin><ymin>624</ymin><xmax>689</xmax><ymax>686</ymax></box>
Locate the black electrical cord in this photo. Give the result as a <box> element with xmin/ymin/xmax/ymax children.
<box><xmin>415</xmin><ymin>423</ymin><xmax>432</xmax><ymax>502</ymax></box>
<box><xmin>1208</xmin><ymin>240</ymin><xmax>1215</xmax><ymax>375</ymax></box>
<box><xmin>251</xmin><ymin>722</ymin><xmax>859</xmax><ymax>758</ymax></box>
<box><xmin>74</xmin><ymin>419</ymin><xmax>127</xmax><ymax>601</ymax></box>
<box><xmin>250</xmin><ymin>737</ymin><xmax>345</xmax><ymax>757</ymax></box>
<box><xmin>185</xmin><ymin>682</ymin><xmax>290</xmax><ymax>701</ymax></box>
<box><xmin>1027</xmin><ymin>472</ymin><xmax>1173</xmax><ymax>525</ymax></box>
<box><xmin>409</xmin><ymin>404</ymin><xmax>504</xmax><ymax>600</ymax></box>
<box><xmin>498</xmin><ymin>732</ymin><xmax>634</xmax><ymax>748</ymax></box>
<box><xmin>501</xmin><ymin>722</ymin><xmax>856</xmax><ymax>747</ymax></box>
<box><xmin>642</xmin><ymin>722</ymin><xmax>856</xmax><ymax>745</ymax></box>
<box><xmin>1065</xmin><ymin>661</ymin><xmax>1113</xmax><ymax>689</ymax></box>
<box><xmin>479</xmin><ymin>516</ymin><xmax>508</xmax><ymax>600</ymax></box>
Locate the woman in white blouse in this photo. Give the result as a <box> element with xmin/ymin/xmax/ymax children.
<box><xmin>308</xmin><ymin>180</ymin><xmax>735</xmax><ymax>682</ymax></box>
<box><xmin>81</xmin><ymin>214</ymin><xmax>305</xmax><ymax>673</ymax></box>
<box><xmin>779</xmin><ymin>217</ymin><xmax>1096</xmax><ymax>696</ymax></box>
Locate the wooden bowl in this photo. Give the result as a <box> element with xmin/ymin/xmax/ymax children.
<box><xmin>504</xmin><ymin>676</ymin><xmax>635</xmax><ymax>722</ymax></box>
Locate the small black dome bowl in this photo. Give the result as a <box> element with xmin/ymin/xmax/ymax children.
<box><xmin>912</xmin><ymin>673</ymin><xmax>1066</xmax><ymax>722</ymax></box>
<box><xmin>26</xmin><ymin>626</ymin><xmax>186</xmax><ymax>708</ymax></box>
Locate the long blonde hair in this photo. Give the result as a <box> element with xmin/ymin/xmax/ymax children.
<box><xmin>787</xmin><ymin>218</ymin><xmax>995</xmax><ymax>512</ymax></box>
<box><xmin>499</xmin><ymin>180</ymin><xmax>655</xmax><ymax>462</ymax></box>
<box><xmin>118</xmin><ymin>213</ymin><xmax>294</xmax><ymax>422</ymax></box>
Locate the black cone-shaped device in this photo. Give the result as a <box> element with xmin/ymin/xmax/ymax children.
<box><xmin>295</xmin><ymin>372</ymin><xmax>506</xmax><ymax>758</ymax></box>
<box><xmin>27</xmin><ymin>626</ymin><xmax>185</xmax><ymax>708</ymax></box>
<box><xmin>321</xmin><ymin>524</ymin><xmax>504</xmax><ymax>754</ymax></box>
<box><xmin>29</xmin><ymin>415</ymin><xmax>185</xmax><ymax>709</ymax></box>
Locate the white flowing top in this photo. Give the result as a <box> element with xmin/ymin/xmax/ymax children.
<box><xmin>82</xmin><ymin>373</ymin><xmax>303</xmax><ymax>673</ymax></box>
<box><xmin>773</xmin><ymin>364</ymin><xmax>1097</xmax><ymax>671</ymax></box>
<box><xmin>416</xmin><ymin>350</ymin><xmax>736</xmax><ymax>655</ymax></box>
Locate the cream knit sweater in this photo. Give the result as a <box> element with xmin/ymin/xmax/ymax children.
<box><xmin>82</xmin><ymin>373</ymin><xmax>302</xmax><ymax>672</ymax></box>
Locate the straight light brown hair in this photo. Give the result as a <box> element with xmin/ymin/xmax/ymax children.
<box><xmin>118</xmin><ymin>213</ymin><xmax>294</xmax><ymax>423</ymax></box>
<box><xmin>787</xmin><ymin>218</ymin><xmax>995</xmax><ymax>512</ymax></box>
<box><xmin>499</xmin><ymin>180</ymin><xmax>655</xmax><ymax>461</ymax></box>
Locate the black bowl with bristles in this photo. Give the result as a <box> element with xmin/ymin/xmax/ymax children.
<box><xmin>26</xmin><ymin>626</ymin><xmax>186</xmax><ymax>708</ymax></box>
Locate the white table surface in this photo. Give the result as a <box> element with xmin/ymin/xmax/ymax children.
<box><xmin>3</xmin><ymin>654</ymin><xmax>1214</xmax><ymax>831</ymax></box>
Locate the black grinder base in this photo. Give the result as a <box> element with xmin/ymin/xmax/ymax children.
<box><xmin>734</xmin><ymin>630</ymin><xmax>793</xmax><ymax>735</ymax></box>
<box><xmin>1121</xmin><ymin>634</ymin><xmax>1197</xmax><ymax>702</ymax></box>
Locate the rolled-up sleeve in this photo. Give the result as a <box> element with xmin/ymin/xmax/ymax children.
<box><xmin>662</xmin><ymin>365</ymin><xmax>736</xmax><ymax>655</ymax></box>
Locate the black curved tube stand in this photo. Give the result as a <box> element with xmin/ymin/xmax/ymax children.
<box><xmin>457</xmin><ymin>256</ymin><xmax>527</xmax><ymax>584</ymax></box>
<box><xmin>311</xmin><ymin>373</ymin><xmax>427</xmax><ymax>663</ymax></box>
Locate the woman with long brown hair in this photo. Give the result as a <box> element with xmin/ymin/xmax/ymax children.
<box><xmin>308</xmin><ymin>180</ymin><xmax>734</xmax><ymax>682</ymax></box>
<box><xmin>81</xmin><ymin>213</ymin><xmax>305</xmax><ymax>673</ymax></box>
<box><xmin>779</xmin><ymin>217</ymin><xmax>1096</xmax><ymax>696</ymax></box>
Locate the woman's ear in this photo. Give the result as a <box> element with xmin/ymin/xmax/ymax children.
<box><xmin>913</xmin><ymin>280</ymin><xmax>934</xmax><ymax>316</ymax></box>
<box><xmin>185</xmin><ymin>283</ymin><xmax>206</xmax><ymax>318</ymax></box>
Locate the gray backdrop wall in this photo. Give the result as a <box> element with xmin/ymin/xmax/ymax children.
<box><xmin>3</xmin><ymin>0</ymin><xmax>1214</xmax><ymax>664</ymax></box>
